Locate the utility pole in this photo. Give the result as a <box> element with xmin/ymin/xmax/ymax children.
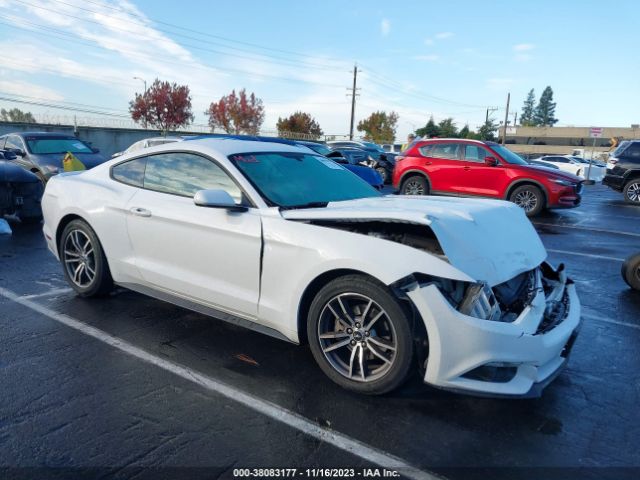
<box><xmin>347</xmin><ymin>64</ymin><xmax>359</xmax><ymax>140</ymax></box>
<box><xmin>485</xmin><ymin>106</ymin><xmax>498</xmax><ymax>123</ymax></box>
<box><xmin>513</xmin><ymin>111</ymin><xmax>518</xmax><ymax>126</ymax></box>
<box><xmin>502</xmin><ymin>92</ymin><xmax>510</xmax><ymax>145</ymax></box>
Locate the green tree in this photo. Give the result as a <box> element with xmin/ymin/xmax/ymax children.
<box><xmin>0</xmin><ymin>108</ymin><xmax>37</xmax><ymax>123</ymax></box>
<box><xmin>520</xmin><ymin>88</ymin><xmax>536</xmax><ymax>126</ymax></box>
<box><xmin>437</xmin><ymin>118</ymin><xmax>458</xmax><ymax>137</ymax></box>
<box><xmin>276</xmin><ymin>111</ymin><xmax>323</xmax><ymax>139</ymax></box>
<box><xmin>478</xmin><ymin>118</ymin><xmax>499</xmax><ymax>141</ymax></box>
<box><xmin>534</xmin><ymin>86</ymin><xmax>558</xmax><ymax>126</ymax></box>
<box><xmin>415</xmin><ymin>116</ymin><xmax>440</xmax><ymax>138</ymax></box>
<box><xmin>356</xmin><ymin>110</ymin><xmax>399</xmax><ymax>144</ymax></box>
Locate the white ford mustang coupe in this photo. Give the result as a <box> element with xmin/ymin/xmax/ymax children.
<box><xmin>42</xmin><ymin>138</ymin><xmax>581</xmax><ymax>397</ymax></box>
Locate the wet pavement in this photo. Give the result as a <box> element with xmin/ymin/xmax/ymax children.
<box><xmin>0</xmin><ymin>183</ymin><xmax>639</xmax><ymax>480</ymax></box>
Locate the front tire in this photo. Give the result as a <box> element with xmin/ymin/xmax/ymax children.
<box><xmin>401</xmin><ymin>175</ymin><xmax>429</xmax><ymax>196</ymax></box>
<box><xmin>307</xmin><ymin>275</ymin><xmax>414</xmax><ymax>395</ymax></box>
<box><xmin>60</xmin><ymin>219</ymin><xmax>113</xmax><ymax>297</ymax></box>
<box><xmin>375</xmin><ymin>167</ymin><xmax>388</xmax><ymax>184</ymax></box>
<box><xmin>621</xmin><ymin>253</ymin><xmax>640</xmax><ymax>290</ymax></box>
<box><xmin>510</xmin><ymin>184</ymin><xmax>545</xmax><ymax>217</ymax></box>
<box><xmin>623</xmin><ymin>180</ymin><xmax>640</xmax><ymax>205</ymax></box>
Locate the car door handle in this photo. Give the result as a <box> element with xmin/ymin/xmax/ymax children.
<box><xmin>463</xmin><ymin>166</ymin><xmax>472</xmax><ymax>171</ymax></box>
<box><xmin>423</xmin><ymin>161</ymin><xmax>432</xmax><ymax>165</ymax></box>
<box><xmin>130</xmin><ymin>207</ymin><xmax>152</xmax><ymax>217</ymax></box>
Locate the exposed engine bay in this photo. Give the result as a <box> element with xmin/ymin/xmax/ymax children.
<box><xmin>306</xmin><ymin>220</ymin><xmax>446</xmax><ymax>257</ymax></box>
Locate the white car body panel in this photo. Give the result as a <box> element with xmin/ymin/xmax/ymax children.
<box><xmin>41</xmin><ymin>138</ymin><xmax>581</xmax><ymax>396</ymax></box>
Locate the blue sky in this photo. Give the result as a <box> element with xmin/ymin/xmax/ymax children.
<box><xmin>0</xmin><ymin>0</ymin><xmax>638</xmax><ymax>140</ymax></box>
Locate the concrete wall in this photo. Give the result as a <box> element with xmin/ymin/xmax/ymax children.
<box><xmin>0</xmin><ymin>122</ymin><xmax>209</xmax><ymax>157</ymax></box>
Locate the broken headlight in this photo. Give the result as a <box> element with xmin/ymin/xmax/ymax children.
<box><xmin>458</xmin><ymin>282</ymin><xmax>503</xmax><ymax>322</ymax></box>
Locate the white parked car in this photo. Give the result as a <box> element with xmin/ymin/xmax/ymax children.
<box><xmin>537</xmin><ymin>155</ymin><xmax>606</xmax><ymax>181</ymax></box>
<box><xmin>41</xmin><ymin>138</ymin><xmax>581</xmax><ymax>397</ymax></box>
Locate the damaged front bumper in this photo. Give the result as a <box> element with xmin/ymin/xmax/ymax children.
<box><xmin>405</xmin><ymin>263</ymin><xmax>581</xmax><ymax>397</ymax></box>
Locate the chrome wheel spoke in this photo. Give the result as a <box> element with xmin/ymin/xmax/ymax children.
<box><xmin>348</xmin><ymin>344</ymin><xmax>358</xmax><ymax>378</ymax></box>
<box><xmin>322</xmin><ymin>338</ymin><xmax>351</xmax><ymax>353</ymax></box>
<box><xmin>358</xmin><ymin>344</ymin><xmax>366</xmax><ymax>381</ymax></box>
<box><xmin>319</xmin><ymin>331</ymin><xmax>349</xmax><ymax>339</ymax></box>
<box><xmin>336</xmin><ymin>296</ymin><xmax>355</xmax><ymax>325</ymax></box>
<box><xmin>64</xmin><ymin>249</ymin><xmax>81</xmax><ymax>258</ymax></box>
<box><xmin>368</xmin><ymin>336</ymin><xmax>396</xmax><ymax>352</ymax></box>
<box><xmin>367</xmin><ymin>342</ymin><xmax>392</xmax><ymax>365</ymax></box>
<box><xmin>364</xmin><ymin>311</ymin><xmax>384</xmax><ymax>331</ymax></box>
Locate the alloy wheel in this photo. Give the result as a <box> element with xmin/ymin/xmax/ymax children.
<box><xmin>626</xmin><ymin>182</ymin><xmax>640</xmax><ymax>203</ymax></box>
<box><xmin>404</xmin><ymin>180</ymin><xmax>424</xmax><ymax>195</ymax></box>
<box><xmin>63</xmin><ymin>229</ymin><xmax>96</xmax><ymax>288</ymax></box>
<box><xmin>317</xmin><ymin>293</ymin><xmax>397</xmax><ymax>383</ymax></box>
<box><xmin>514</xmin><ymin>189</ymin><xmax>538</xmax><ymax>212</ymax></box>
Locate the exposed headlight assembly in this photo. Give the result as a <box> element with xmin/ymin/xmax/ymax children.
<box><xmin>458</xmin><ymin>282</ymin><xmax>503</xmax><ymax>322</ymax></box>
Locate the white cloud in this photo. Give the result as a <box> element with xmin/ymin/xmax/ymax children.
<box><xmin>413</xmin><ymin>54</ymin><xmax>439</xmax><ymax>61</ymax></box>
<box><xmin>513</xmin><ymin>43</ymin><xmax>535</xmax><ymax>51</ymax></box>
<box><xmin>424</xmin><ymin>38</ymin><xmax>434</xmax><ymax>46</ymax></box>
<box><xmin>381</xmin><ymin>18</ymin><xmax>391</xmax><ymax>36</ymax></box>
<box><xmin>0</xmin><ymin>78</ymin><xmax>64</xmax><ymax>101</ymax></box>
<box><xmin>435</xmin><ymin>32</ymin><xmax>454</xmax><ymax>39</ymax></box>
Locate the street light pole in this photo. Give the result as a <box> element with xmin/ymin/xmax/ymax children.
<box><xmin>133</xmin><ymin>76</ymin><xmax>147</xmax><ymax>129</ymax></box>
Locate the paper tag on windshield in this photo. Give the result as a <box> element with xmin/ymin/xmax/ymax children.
<box><xmin>72</xmin><ymin>142</ymin><xmax>85</xmax><ymax>149</ymax></box>
<box><xmin>318</xmin><ymin>158</ymin><xmax>343</xmax><ymax>170</ymax></box>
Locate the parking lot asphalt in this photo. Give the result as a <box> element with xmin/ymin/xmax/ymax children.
<box><xmin>1</xmin><ymin>183</ymin><xmax>639</xmax><ymax>480</ymax></box>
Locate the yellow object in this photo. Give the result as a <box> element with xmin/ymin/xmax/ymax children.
<box><xmin>63</xmin><ymin>152</ymin><xmax>87</xmax><ymax>172</ymax></box>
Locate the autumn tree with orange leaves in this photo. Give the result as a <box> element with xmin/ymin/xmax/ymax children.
<box><xmin>206</xmin><ymin>89</ymin><xmax>265</xmax><ymax>135</ymax></box>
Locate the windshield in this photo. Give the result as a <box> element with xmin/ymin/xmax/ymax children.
<box><xmin>26</xmin><ymin>136</ymin><xmax>93</xmax><ymax>154</ymax></box>
<box><xmin>490</xmin><ymin>144</ymin><xmax>528</xmax><ymax>165</ymax></box>
<box><xmin>229</xmin><ymin>151</ymin><xmax>380</xmax><ymax>208</ymax></box>
<box><xmin>362</xmin><ymin>141</ymin><xmax>385</xmax><ymax>153</ymax></box>
<box><xmin>304</xmin><ymin>143</ymin><xmax>332</xmax><ymax>156</ymax></box>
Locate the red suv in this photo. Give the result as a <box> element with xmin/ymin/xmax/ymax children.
<box><xmin>393</xmin><ymin>139</ymin><xmax>583</xmax><ymax>216</ymax></box>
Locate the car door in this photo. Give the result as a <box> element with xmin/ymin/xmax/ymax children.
<box><xmin>124</xmin><ymin>151</ymin><xmax>262</xmax><ymax>319</ymax></box>
<box><xmin>420</xmin><ymin>142</ymin><xmax>463</xmax><ymax>193</ymax></box>
<box><xmin>454</xmin><ymin>144</ymin><xmax>508</xmax><ymax>197</ymax></box>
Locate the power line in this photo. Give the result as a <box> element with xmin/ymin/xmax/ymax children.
<box><xmin>0</xmin><ymin>18</ymin><xmax>347</xmax><ymax>89</ymax></box>
<box><xmin>16</xmin><ymin>0</ymin><xmax>347</xmax><ymax>73</ymax></box>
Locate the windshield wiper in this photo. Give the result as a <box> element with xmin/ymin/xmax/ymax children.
<box><xmin>280</xmin><ymin>201</ymin><xmax>329</xmax><ymax>210</ymax></box>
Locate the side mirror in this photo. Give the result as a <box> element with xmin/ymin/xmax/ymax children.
<box><xmin>484</xmin><ymin>156</ymin><xmax>499</xmax><ymax>166</ymax></box>
<box><xmin>10</xmin><ymin>148</ymin><xmax>25</xmax><ymax>157</ymax></box>
<box><xmin>194</xmin><ymin>189</ymin><xmax>247</xmax><ymax>212</ymax></box>
<box><xmin>0</xmin><ymin>150</ymin><xmax>17</xmax><ymax>160</ymax></box>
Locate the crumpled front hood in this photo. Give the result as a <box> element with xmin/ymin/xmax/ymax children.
<box><xmin>282</xmin><ymin>195</ymin><xmax>547</xmax><ymax>285</ymax></box>
<box><xmin>0</xmin><ymin>160</ymin><xmax>40</xmax><ymax>183</ymax></box>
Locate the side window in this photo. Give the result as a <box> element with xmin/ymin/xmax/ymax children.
<box><xmin>464</xmin><ymin>145</ymin><xmax>488</xmax><ymax>163</ymax></box>
<box><xmin>623</xmin><ymin>143</ymin><xmax>640</xmax><ymax>161</ymax></box>
<box><xmin>5</xmin><ymin>135</ymin><xmax>24</xmax><ymax>150</ymax></box>
<box><xmin>0</xmin><ymin>136</ymin><xmax>5</xmax><ymax>148</ymax></box>
<box><xmin>112</xmin><ymin>157</ymin><xmax>147</xmax><ymax>187</ymax></box>
<box><xmin>143</xmin><ymin>152</ymin><xmax>243</xmax><ymax>202</ymax></box>
<box><xmin>418</xmin><ymin>145</ymin><xmax>433</xmax><ymax>156</ymax></box>
<box><xmin>429</xmin><ymin>143</ymin><xmax>461</xmax><ymax>160</ymax></box>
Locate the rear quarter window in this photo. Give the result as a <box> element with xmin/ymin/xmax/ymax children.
<box><xmin>112</xmin><ymin>157</ymin><xmax>146</xmax><ymax>187</ymax></box>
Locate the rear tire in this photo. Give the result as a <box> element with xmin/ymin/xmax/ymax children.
<box><xmin>60</xmin><ymin>219</ymin><xmax>113</xmax><ymax>297</ymax></box>
<box><xmin>509</xmin><ymin>184</ymin><xmax>545</xmax><ymax>217</ymax></box>
<box><xmin>623</xmin><ymin>180</ymin><xmax>640</xmax><ymax>205</ymax></box>
<box><xmin>401</xmin><ymin>175</ymin><xmax>429</xmax><ymax>196</ymax></box>
<box><xmin>307</xmin><ymin>275</ymin><xmax>414</xmax><ymax>395</ymax></box>
<box><xmin>621</xmin><ymin>253</ymin><xmax>640</xmax><ymax>290</ymax></box>
<box><xmin>375</xmin><ymin>167</ymin><xmax>388</xmax><ymax>184</ymax></box>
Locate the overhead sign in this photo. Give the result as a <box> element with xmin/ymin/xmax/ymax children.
<box><xmin>589</xmin><ymin>127</ymin><xmax>604</xmax><ymax>138</ymax></box>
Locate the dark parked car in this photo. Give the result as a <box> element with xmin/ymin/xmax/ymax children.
<box><xmin>603</xmin><ymin>140</ymin><xmax>640</xmax><ymax>204</ymax></box>
<box><xmin>291</xmin><ymin>141</ymin><xmax>383</xmax><ymax>190</ymax></box>
<box><xmin>0</xmin><ymin>132</ymin><xmax>107</xmax><ymax>183</ymax></box>
<box><xmin>0</xmin><ymin>149</ymin><xmax>43</xmax><ymax>223</ymax></box>
<box><xmin>327</xmin><ymin>141</ymin><xmax>395</xmax><ymax>183</ymax></box>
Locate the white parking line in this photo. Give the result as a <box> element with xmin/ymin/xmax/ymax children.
<box><xmin>534</xmin><ymin>222</ymin><xmax>640</xmax><ymax>238</ymax></box>
<box><xmin>21</xmin><ymin>287</ymin><xmax>73</xmax><ymax>300</ymax></box>
<box><xmin>0</xmin><ymin>286</ymin><xmax>440</xmax><ymax>480</ymax></box>
<box><xmin>546</xmin><ymin>249</ymin><xmax>624</xmax><ymax>262</ymax></box>
<box><xmin>582</xmin><ymin>311</ymin><xmax>640</xmax><ymax>331</ymax></box>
